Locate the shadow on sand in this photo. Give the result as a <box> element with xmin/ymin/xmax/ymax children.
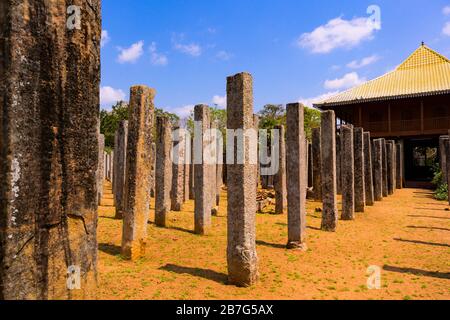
<box><xmin>159</xmin><ymin>264</ymin><xmax>228</xmax><ymax>284</ymax></box>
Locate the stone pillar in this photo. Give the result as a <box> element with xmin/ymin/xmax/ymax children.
<box><xmin>216</xmin><ymin>128</ymin><xmax>224</xmax><ymax>206</ymax></box>
<box><xmin>226</xmin><ymin>72</ymin><xmax>259</xmax><ymax>287</ymax></box>
<box><xmin>194</xmin><ymin>105</ymin><xmax>212</xmax><ymax>235</ymax></box>
<box><xmin>321</xmin><ymin>111</ymin><xmax>338</xmax><ymax>232</ymax></box>
<box><xmin>0</xmin><ymin>0</ymin><xmax>101</xmax><ymax>300</ymax></box>
<box><xmin>210</xmin><ymin>121</ymin><xmax>219</xmax><ymax>216</ymax></box>
<box><xmin>122</xmin><ymin>86</ymin><xmax>155</xmax><ymax>261</ymax></box>
<box><xmin>98</xmin><ymin>134</ymin><xmax>105</xmax><ymax>205</ymax></box>
<box><xmin>171</xmin><ymin>124</ymin><xmax>186</xmax><ymax>211</ymax></box>
<box><xmin>354</xmin><ymin>128</ymin><xmax>365</xmax><ymax>213</ymax></box>
<box><xmin>386</xmin><ymin>141</ymin><xmax>395</xmax><ymax>196</ymax></box>
<box><xmin>341</xmin><ymin>125</ymin><xmax>355</xmax><ymax>220</ymax></box>
<box><xmin>440</xmin><ymin>136</ymin><xmax>449</xmax><ymax>182</ymax></box>
<box><xmin>286</xmin><ymin>104</ymin><xmax>307</xmax><ymax>249</ymax></box>
<box><xmin>372</xmin><ymin>139</ymin><xmax>383</xmax><ymax>201</ymax></box>
<box><xmin>381</xmin><ymin>139</ymin><xmax>388</xmax><ymax>197</ymax></box>
<box><xmin>312</xmin><ymin>128</ymin><xmax>322</xmax><ymax>201</ymax></box>
<box><xmin>396</xmin><ymin>143</ymin><xmax>403</xmax><ymax>189</ymax></box>
<box><xmin>254</xmin><ymin>115</ymin><xmax>261</xmax><ymax>188</ymax></box>
<box><xmin>189</xmin><ymin>137</ymin><xmax>195</xmax><ymax>200</ymax></box>
<box><xmin>184</xmin><ymin>135</ymin><xmax>191</xmax><ymax>202</ymax></box>
<box><xmin>150</xmin><ymin>142</ymin><xmax>156</xmax><ymax>198</ymax></box>
<box><xmin>363</xmin><ymin>132</ymin><xmax>375</xmax><ymax>206</ymax></box>
<box><xmin>445</xmin><ymin>139</ymin><xmax>450</xmax><ymax>205</ymax></box>
<box><xmin>336</xmin><ymin>132</ymin><xmax>342</xmax><ymax>195</ymax></box>
<box><xmin>155</xmin><ymin>117</ymin><xmax>173</xmax><ymax>228</ymax></box>
<box><xmin>308</xmin><ymin>143</ymin><xmax>313</xmax><ymax>188</ymax></box>
<box><xmin>274</xmin><ymin>125</ymin><xmax>287</xmax><ymax>214</ymax></box>
<box><xmin>114</xmin><ymin>121</ymin><xmax>128</xmax><ymax>219</ymax></box>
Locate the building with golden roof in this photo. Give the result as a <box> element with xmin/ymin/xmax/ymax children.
<box><xmin>315</xmin><ymin>44</ymin><xmax>450</xmax><ymax>184</ymax></box>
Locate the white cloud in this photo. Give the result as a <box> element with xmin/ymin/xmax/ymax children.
<box><xmin>100</xmin><ymin>86</ymin><xmax>126</xmax><ymax>106</ymax></box>
<box><xmin>296</xmin><ymin>16</ymin><xmax>379</xmax><ymax>54</ymax></box>
<box><xmin>149</xmin><ymin>42</ymin><xmax>168</xmax><ymax>66</ymax></box>
<box><xmin>324</xmin><ymin>72</ymin><xmax>365</xmax><ymax>90</ymax></box>
<box><xmin>347</xmin><ymin>54</ymin><xmax>380</xmax><ymax>69</ymax></box>
<box><xmin>443</xmin><ymin>6</ymin><xmax>450</xmax><ymax>15</ymax></box>
<box><xmin>101</xmin><ymin>30</ymin><xmax>110</xmax><ymax>47</ymax></box>
<box><xmin>174</xmin><ymin>42</ymin><xmax>202</xmax><ymax>57</ymax></box>
<box><xmin>212</xmin><ymin>95</ymin><xmax>226</xmax><ymax>108</ymax></box>
<box><xmin>170</xmin><ymin>105</ymin><xmax>195</xmax><ymax>118</ymax></box>
<box><xmin>117</xmin><ymin>41</ymin><xmax>144</xmax><ymax>63</ymax></box>
<box><xmin>443</xmin><ymin>22</ymin><xmax>450</xmax><ymax>36</ymax></box>
<box><xmin>299</xmin><ymin>91</ymin><xmax>341</xmax><ymax>108</ymax></box>
<box><xmin>216</xmin><ymin>51</ymin><xmax>233</xmax><ymax>61</ymax></box>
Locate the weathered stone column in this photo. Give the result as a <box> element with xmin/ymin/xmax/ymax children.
<box><xmin>341</xmin><ymin>125</ymin><xmax>355</xmax><ymax>220</ymax></box>
<box><xmin>226</xmin><ymin>72</ymin><xmax>259</xmax><ymax>286</ymax></box>
<box><xmin>114</xmin><ymin>121</ymin><xmax>128</xmax><ymax>219</ymax></box>
<box><xmin>336</xmin><ymin>132</ymin><xmax>342</xmax><ymax>195</ymax></box>
<box><xmin>274</xmin><ymin>125</ymin><xmax>287</xmax><ymax>214</ymax></box>
<box><xmin>210</xmin><ymin>120</ymin><xmax>219</xmax><ymax>216</ymax></box>
<box><xmin>184</xmin><ymin>135</ymin><xmax>191</xmax><ymax>202</ymax></box>
<box><xmin>363</xmin><ymin>132</ymin><xmax>374</xmax><ymax>206</ymax></box>
<box><xmin>372</xmin><ymin>139</ymin><xmax>383</xmax><ymax>201</ymax></box>
<box><xmin>396</xmin><ymin>143</ymin><xmax>403</xmax><ymax>189</ymax></box>
<box><xmin>189</xmin><ymin>136</ymin><xmax>195</xmax><ymax>200</ymax></box>
<box><xmin>98</xmin><ymin>134</ymin><xmax>105</xmax><ymax>205</ymax></box>
<box><xmin>321</xmin><ymin>111</ymin><xmax>339</xmax><ymax>232</ymax></box>
<box><xmin>286</xmin><ymin>104</ymin><xmax>307</xmax><ymax>249</ymax></box>
<box><xmin>194</xmin><ymin>105</ymin><xmax>212</xmax><ymax>235</ymax></box>
<box><xmin>0</xmin><ymin>0</ymin><xmax>101</xmax><ymax>300</ymax></box>
<box><xmin>122</xmin><ymin>86</ymin><xmax>155</xmax><ymax>261</ymax></box>
<box><xmin>171</xmin><ymin>124</ymin><xmax>186</xmax><ymax>211</ymax></box>
<box><xmin>354</xmin><ymin>127</ymin><xmax>365</xmax><ymax>212</ymax></box>
<box><xmin>150</xmin><ymin>142</ymin><xmax>156</xmax><ymax>197</ymax></box>
<box><xmin>312</xmin><ymin>128</ymin><xmax>322</xmax><ymax>201</ymax></box>
<box><xmin>155</xmin><ymin>117</ymin><xmax>173</xmax><ymax>228</ymax></box>
<box><xmin>215</xmin><ymin>127</ymin><xmax>224</xmax><ymax>206</ymax></box>
<box><xmin>254</xmin><ymin>115</ymin><xmax>261</xmax><ymax>188</ymax></box>
<box><xmin>381</xmin><ymin>139</ymin><xmax>388</xmax><ymax>197</ymax></box>
<box><xmin>445</xmin><ymin>139</ymin><xmax>450</xmax><ymax>205</ymax></box>
<box><xmin>308</xmin><ymin>143</ymin><xmax>313</xmax><ymax>188</ymax></box>
<box><xmin>440</xmin><ymin>136</ymin><xmax>449</xmax><ymax>182</ymax></box>
<box><xmin>386</xmin><ymin>141</ymin><xmax>395</xmax><ymax>196</ymax></box>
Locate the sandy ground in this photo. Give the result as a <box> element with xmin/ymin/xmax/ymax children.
<box><xmin>96</xmin><ymin>181</ymin><xmax>449</xmax><ymax>300</ymax></box>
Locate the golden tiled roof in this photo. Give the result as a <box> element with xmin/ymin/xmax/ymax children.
<box><xmin>315</xmin><ymin>44</ymin><xmax>450</xmax><ymax>108</ymax></box>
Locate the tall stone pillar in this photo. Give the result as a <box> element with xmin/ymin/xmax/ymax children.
<box><xmin>189</xmin><ymin>137</ymin><xmax>195</xmax><ymax>200</ymax></box>
<box><xmin>354</xmin><ymin>128</ymin><xmax>365</xmax><ymax>212</ymax></box>
<box><xmin>336</xmin><ymin>133</ymin><xmax>342</xmax><ymax>195</ymax></box>
<box><xmin>226</xmin><ymin>72</ymin><xmax>259</xmax><ymax>287</ymax></box>
<box><xmin>341</xmin><ymin>125</ymin><xmax>355</xmax><ymax>220</ymax></box>
<box><xmin>321</xmin><ymin>111</ymin><xmax>338</xmax><ymax>232</ymax></box>
<box><xmin>440</xmin><ymin>136</ymin><xmax>449</xmax><ymax>182</ymax></box>
<box><xmin>381</xmin><ymin>139</ymin><xmax>388</xmax><ymax>197</ymax></box>
<box><xmin>254</xmin><ymin>115</ymin><xmax>261</xmax><ymax>188</ymax></box>
<box><xmin>155</xmin><ymin>117</ymin><xmax>173</xmax><ymax>228</ymax></box>
<box><xmin>363</xmin><ymin>132</ymin><xmax>374</xmax><ymax>206</ymax></box>
<box><xmin>215</xmin><ymin>126</ymin><xmax>224</xmax><ymax>206</ymax></box>
<box><xmin>194</xmin><ymin>105</ymin><xmax>212</xmax><ymax>235</ymax></box>
<box><xmin>150</xmin><ymin>142</ymin><xmax>156</xmax><ymax>198</ymax></box>
<box><xmin>210</xmin><ymin>121</ymin><xmax>219</xmax><ymax>216</ymax></box>
<box><xmin>312</xmin><ymin>128</ymin><xmax>322</xmax><ymax>201</ymax></box>
<box><xmin>286</xmin><ymin>104</ymin><xmax>307</xmax><ymax>249</ymax></box>
<box><xmin>171</xmin><ymin>124</ymin><xmax>186</xmax><ymax>211</ymax></box>
<box><xmin>274</xmin><ymin>125</ymin><xmax>287</xmax><ymax>214</ymax></box>
<box><xmin>308</xmin><ymin>143</ymin><xmax>313</xmax><ymax>188</ymax></box>
<box><xmin>445</xmin><ymin>140</ymin><xmax>450</xmax><ymax>205</ymax></box>
<box><xmin>372</xmin><ymin>139</ymin><xmax>383</xmax><ymax>201</ymax></box>
<box><xmin>386</xmin><ymin>141</ymin><xmax>395</xmax><ymax>196</ymax></box>
<box><xmin>0</xmin><ymin>0</ymin><xmax>101</xmax><ymax>300</ymax></box>
<box><xmin>122</xmin><ymin>86</ymin><xmax>155</xmax><ymax>261</ymax></box>
<box><xmin>114</xmin><ymin>121</ymin><xmax>128</xmax><ymax>219</ymax></box>
<box><xmin>396</xmin><ymin>143</ymin><xmax>403</xmax><ymax>189</ymax></box>
<box><xmin>98</xmin><ymin>134</ymin><xmax>105</xmax><ymax>205</ymax></box>
<box><xmin>184</xmin><ymin>135</ymin><xmax>191</xmax><ymax>203</ymax></box>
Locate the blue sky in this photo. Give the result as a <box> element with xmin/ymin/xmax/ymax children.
<box><xmin>100</xmin><ymin>0</ymin><xmax>450</xmax><ymax>117</ymax></box>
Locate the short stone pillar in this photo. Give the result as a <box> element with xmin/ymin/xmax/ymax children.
<box><xmin>171</xmin><ymin>124</ymin><xmax>186</xmax><ymax>211</ymax></box>
<box><xmin>274</xmin><ymin>125</ymin><xmax>287</xmax><ymax>214</ymax></box>
<box><xmin>321</xmin><ymin>111</ymin><xmax>338</xmax><ymax>232</ymax></box>
<box><xmin>98</xmin><ymin>134</ymin><xmax>105</xmax><ymax>204</ymax></box>
<box><xmin>354</xmin><ymin>127</ymin><xmax>365</xmax><ymax>212</ymax></box>
<box><xmin>194</xmin><ymin>105</ymin><xmax>213</xmax><ymax>235</ymax></box>
<box><xmin>226</xmin><ymin>72</ymin><xmax>259</xmax><ymax>287</ymax></box>
<box><xmin>363</xmin><ymin>132</ymin><xmax>375</xmax><ymax>206</ymax></box>
<box><xmin>312</xmin><ymin>128</ymin><xmax>322</xmax><ymax>201</ymax></box>
<box><xmin>386</xmin><ymin>141</ymin><xmax>395</xmax><ymax>196</ymax></box>
<box><xmin>0</xmin><ymin>1</ymin><xmax>101</xmax><ymax>299</ymax></box>
<box><xmin>381</xmin><ymin>139</ymin><xmax>388</xmax><ymax>197</ymax></box>
<box><xmin>155</xmin><ymin>117</ymin><xmax>173</xmax><ymax>228</ymax></box>
<box><xmin>396</xmin><ymin>143</ymin><xmax>404</xmax><ymax>189</ymax></box>
<box><xmin>286</xmin><ymin>104</ymin><xmax>308</xmax><ymax>249</ymax></box>
<box><xmin>122</xmin><ymin>85</ymin><xmax>155</xmax><ymax>261</ymax></box>
<box><xmin>372</xmin><ymin>139</ymin><xmax>383</xmax><ymax>201</ymax></box>
<box><xmin>336</xmin><ymin>132</ymin><xmax>342</xmax><ymax>195</ymax></box>
<box><xmin>114</xmin><ymin>121</ymin><xmax>128</xmax><ymax>219</ymax></box>
<box><xmin>341</xmin><ymin>125</ymin><xmax>355</xmax><ymax>220</ymax></box>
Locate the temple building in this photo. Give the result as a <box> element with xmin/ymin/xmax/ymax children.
<box><xmin>315</xmin><ymin>44</ymin><xmax>450</xmax><ymax>186</ymax></box>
